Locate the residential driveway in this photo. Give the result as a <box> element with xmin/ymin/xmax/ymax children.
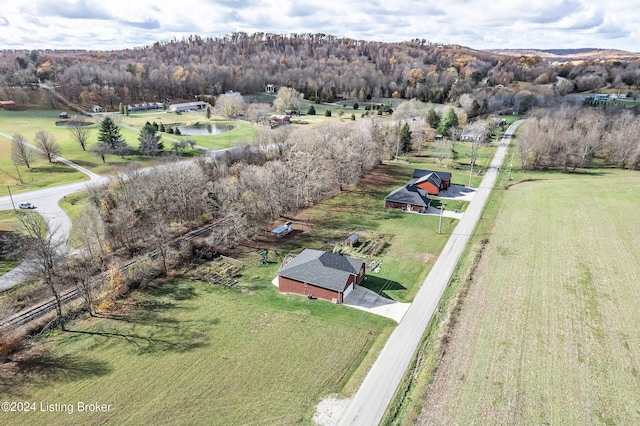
<box><xmin>271</xmin><ymin>278</ymin><xmax>410</xmax><ymax>323</ymax></box>
<box><xmin>438</xmin><ymin>184</ymin><xmax>476</xmax><ymax>201</ymax></box>
<box><xmin>343</xmin><ymin>286</ymin><xmax>410</xmax><ymax>323</ymax></box>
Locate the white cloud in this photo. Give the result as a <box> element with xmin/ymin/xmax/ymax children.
<box><xmin>0</xmin><ymin>0</ymin><xmax>637</xmax><ymax>52</ymax></box>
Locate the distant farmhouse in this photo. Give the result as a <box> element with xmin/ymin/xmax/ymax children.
<box><xmin>128</xmin><ymin>102</ymin><xmax>164</xmax><ymax>112</ymax></box>
<box><xmin>277</xmin><ymin>249</ymin><xmax>365</xmax><ymax>304</ymax></box>
<box><xmin>265</xmin><ymin>83</ymin><xmax>279</xmax><ymax>93</ymax></box>
<box><xmin>0</xmin><ymin>100</ymin><xmax>16</xmax><ymax>109</ymax></box>
<box><xmin>169</xmin><ymin>101</ymin><xmax>209</xmax><ymax>113</ymax></box>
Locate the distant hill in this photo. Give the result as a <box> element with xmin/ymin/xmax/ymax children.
<box><xmin>486</xmin><ymin>48</ymin><xmax>640</xmax><ymax>61</ymax></box>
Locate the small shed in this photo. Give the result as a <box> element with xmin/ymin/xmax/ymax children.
<box><xmin>345</xmin><ymin>233</ymin><xmax>359</xmax><ymax>248</ymax></box>
<box><xmin>0</xmin><ymin>100</ymin><xmax>16</xmax><ymax>109</ymax></box>
<box><xmin>272</xmin><ymin>221</ymin><xmax>293</xmax><ymax>238</ymax></box>
<box><xmin>59</xmin><ymin>112</ymin><xmax>69</xmax><ymax>119</ymax></box>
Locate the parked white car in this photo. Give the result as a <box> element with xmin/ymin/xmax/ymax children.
<box><xmin>18</xmin><ymin>202</ymin><xmax>36</xmax><ymax>209</ymax></box>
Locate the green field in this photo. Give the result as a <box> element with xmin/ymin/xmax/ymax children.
<box><xmin>416</xmin><ymin>168</ymin><xmax>640</xmax><ymax>425</ymax></box>
<box><xmin>0</xmin><ymin>280</ymin><xmax>393</xmax><ymax>425</ymax></box>
<box><xmin>0</xmin><ymin>109</ymin><xmax>257</xmax><ymax>196</ymax></box>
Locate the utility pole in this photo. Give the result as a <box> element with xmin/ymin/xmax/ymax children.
<box><xmin>12</xmin><ymin>160</ymin><xmax>23</xmax><ymax>184</ymax></box>
<box><xmin>7</xmin><ymin>186</ymin><xmax>16</xmax><ymax>212</ymax></box>
<box><xmin>438</xmin><ymin>201</ymin><xmax>446</xmax><ymax>234</ymax></box>
<box><xmin>508</xmin><ymin>152</ymin><xmax>514</xmax><ymax>180</ymax></box>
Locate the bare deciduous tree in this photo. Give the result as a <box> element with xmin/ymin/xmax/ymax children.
<box><xmin>69</xmin><ymin>122</ymin><xmax>91</xmax><ymax>151</ymax></box>
<box><xmin>17</xmin><ymin>213</ymin><xmax>66</xmax><ymax>328</ymax></box>
<box><xmin>11</xmin><ymin>133</ymin><xmax>35</xmax><ymax>170</ymax></box>
<box><xmin>34</xmin><ymin>130</ymin><xmax>61</xmax><ymax>163</ymax></box>
<box><xmin>273</xmin><ymin>87</ymin><xmax>302</xmax><ymax>114</ymax></box>
<box><xmin>214</xmin><ymin>93</ymin><xmax>245</xmax><ymax>119</ymax></box>
<box><xmin>91</xmin><ymin>141</ymin><xmax>110</xmax><ymax>163</ymax></box>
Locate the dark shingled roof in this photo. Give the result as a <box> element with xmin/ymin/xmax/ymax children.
<box><xmin>412</xmin><ymin>168</ymin><xmax>452</xmax><ymax>182</ymax></box>
<box><xmin>407</xmin><ymin>172</ymin><xmax>442</xmax><ymax>188</ymax></box>
<box><xmin>384</xmin><ymin>185</ymin><xmax>431</xmax><ymax>208</ymax></box>
<box><xmin>277</xmin><ymin>249</ymin><xmax>363</xmax><ymax>292</ymax></box>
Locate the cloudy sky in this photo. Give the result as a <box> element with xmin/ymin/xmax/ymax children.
<box><xmin>1</xmin><ymin>0</ymin><xmax>637</xmax><ymax>52</ymax></box>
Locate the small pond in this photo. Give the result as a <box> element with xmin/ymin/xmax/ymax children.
<box><xmin>176</xmin><ymin>123</ymin><xmax>235</xmax><ymax>135</ymax></box>
<box><xmin>55</xmin><ymin>120</ymin><xmax>92</xmax><ymax>127</ymax></box>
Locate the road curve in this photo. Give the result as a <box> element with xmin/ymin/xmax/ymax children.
<box><xmin>337</xmin><ymin>120</ymin><xmax>524</xmax><ymax>426</ymax></box>
<box><xmin>0</xmin><ymin>131</ymin><xmax>108</xmax><ymax>291</ymax></box>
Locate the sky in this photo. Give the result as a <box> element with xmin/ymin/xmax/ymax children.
<box><xmin>0</xmin><ymin>0</ymin><xmax>638</xmax><ymax>53</ymax></box>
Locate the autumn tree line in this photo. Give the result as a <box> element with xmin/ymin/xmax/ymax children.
<box><xmin>518</xmin><ymin>105</ymin><xmax>640</xmax><ymax>171</ymax></box>
<box><xmin>2</xmin><ymin>33</ymin><xmax>640</xmax><ymax>112</ymax></box>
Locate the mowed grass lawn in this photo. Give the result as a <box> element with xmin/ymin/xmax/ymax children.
<box><xmin>418</xmin><ymin>169</ymin><xmax>640</xmax><ymax>425</ymax></box>
<box><xmin>0</xmin><ymin>108</ymin><xmax>258</xmax><ymax>196</ymax></box>
<box><xmin>0</xmin><ymin>210</ymin><xmax>21</xmax><ymax>274</ymax></box>
<box><xmin>0</xmin><ymin>280</ymin><xmax>393</xmax><ymax>425</ymax></box>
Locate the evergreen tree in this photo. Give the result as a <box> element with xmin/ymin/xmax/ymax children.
<box><xmin>438</xmin><ymin>107</ymin><xmax>458</xmax><ymax>135</ymax></box>
<box><xmin>353</xmin><ymin>102</ymin><xmax>359</xmax><ymax>110</ymax></box>
<box><xmin>426</xmin><ymin>108</ymin><xmax>440</xmax><ymax>129</ymax></box>
<box><xmin>138</xmin><ymin>122</ymin><xmax>163</xmax><ymax>156</ymax></box>
<box><xmin>400</xmin><ymin>123</ymin><xmax>412</xmax><ymax>154</ymax></box>
<box><xmin>307</xmin><ymin>105</ymin><xmax>316</xmax><ymax>115</ymax></box>
<box><xmin>350</xmin><ymin>113</ymin><xmax>356</xmax><ymax>121</ymax></box>
<box><xmin>98</xmin><ymin>116</ymin><xmax>122</xmax><ymax>149</ymax></box>
<box><xmin>324</xmin><ymin>109</ymin><xmax>332</xmax><ymax>117</ymax></box>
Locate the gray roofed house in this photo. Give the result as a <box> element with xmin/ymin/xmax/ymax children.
<box><xmin>277</xmin><ymin>249</ymin><xmax>365</xmax><ymax>303</ymax></box>
<box><xmin>384</xmin><ymin>185</ymin><xmax>431</xmax><ymax>212</ymax></box>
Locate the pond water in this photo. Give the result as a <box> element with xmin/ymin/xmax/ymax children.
<box><xmin>55</xmin><ymin>120</ymin><xmax>92</xmax><ymax>127</ymax></box>
<box><xmin>176</xmin><ymin>123</ymin><xmax>235</xmax><ymax>135</ymax></box>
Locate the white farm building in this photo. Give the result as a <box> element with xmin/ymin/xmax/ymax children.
<box><xmin>169</xmin><ymin>101</ymin><xmax>209</xmax><ymax>113</ymax></box>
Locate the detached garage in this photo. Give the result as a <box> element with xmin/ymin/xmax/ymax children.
<box><xmin>277</xmin><ymin>249</ymin><xmax>365</xmax><ymax>304</ymax></box>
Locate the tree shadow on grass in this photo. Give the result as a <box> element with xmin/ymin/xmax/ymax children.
<box><xmin>0</xmin><ymin>349</ymin><xmax>112</xmax><ymax>398</ymax></box>
<box><xmin>360</xmin><ymin>276</ymin><xmax>406</xmax><ymax>300</ymax></box>
<box><xmin>146</xmin><ymin>282</ymin><xmax>198</xmax><ymax>301</ymax></box>
<box><xmin>64</xmin><ymin>325</ymin><xmax>212</xmax><ymax>356</ymax></box>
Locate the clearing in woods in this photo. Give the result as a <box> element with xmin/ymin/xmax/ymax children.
<box><xmin>417</xmin><ymin>169</ymin><xmax>640</xmax><ymax>425</ymax></box>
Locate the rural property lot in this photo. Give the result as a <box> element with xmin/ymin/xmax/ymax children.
<box><xmin>418</xmin><ymin>170</ymin><xmax>640</xmax><ymax>425</ymax></box>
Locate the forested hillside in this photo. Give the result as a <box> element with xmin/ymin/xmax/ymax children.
<box><xmin>1</xmin><ymin>33</ymin><xmax>639</xmax><ymax>111</ymax></box>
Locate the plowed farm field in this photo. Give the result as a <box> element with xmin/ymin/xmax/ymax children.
<box><xmin>418</xmin><ymin>170</ymin><xmax>640</xmax><ymax>425</ymax></box>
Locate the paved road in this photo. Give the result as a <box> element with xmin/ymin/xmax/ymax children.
<box><xmin>337</xmin><ymin>120</ymin><xmax>524</xmax><ymax>426</ymax></box>
<box><xmin>0</xmin><ymin>125</ymin><xmax>245</xmax><ymax>291</ymax></box>
<box><xmin>0</xmin><ymin>132</ymin><xmax>108</xmax><ymax>291</ymax></box>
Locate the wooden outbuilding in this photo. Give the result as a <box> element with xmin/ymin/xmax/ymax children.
<box><xmin>344</xmin><ymin>233</ymin><xmax>359</xmax><ymax>248</ymax></box>
<box><xmin>0</xmin><ymin>100</ymin><xmax>16</xmax><ymax>109</ymax></box>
